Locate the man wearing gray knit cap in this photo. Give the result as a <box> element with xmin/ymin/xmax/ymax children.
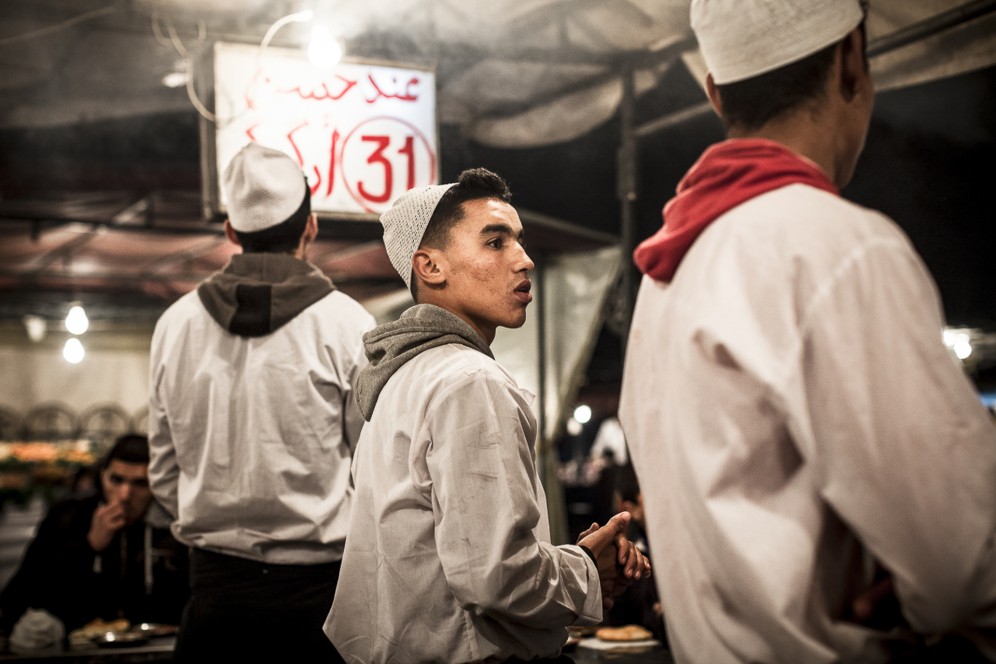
<box><xmin>620</xmin><ymin>1</ymin><xmax>996</xmax><ymax>662</ymax></box>
<box><xmin>149</xmin><ymin>142</ymin><xmax>375</xmax><ymax>662</ymax></box>
<box><xmin>325</xmin><ymin>167</ymin><xmax>651</xmax><ymax>663</ymax></box>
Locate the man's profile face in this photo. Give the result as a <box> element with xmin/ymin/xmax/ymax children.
<box><xmin>437</xmin><ymin>198</ymin><xmax>535</xmax><ymax>343</ymax></box>
<box><xmin>100</xmin><ymin>460</ymin><xmax>152</xmax><ymax>525</ymax></box>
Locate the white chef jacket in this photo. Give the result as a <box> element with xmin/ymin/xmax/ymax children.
<box><xmin>148</xmin><ymin>288</ymin><xmax>374</xmax><ymax>564</ymax></box>
<box><xmin>326</xmin><ymin>343</ymin><xmax>602</xmax><ymax>663</ymax></box>
<box><xmin>620</xmin><ymin>184</ymin><xmax>996</xmax><ymax>663</ymax></box>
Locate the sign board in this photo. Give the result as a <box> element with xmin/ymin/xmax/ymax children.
<box><xmin>211</xmin><ymin>42</ymin><xmax>439</xmax><ymax>219</ymax></box>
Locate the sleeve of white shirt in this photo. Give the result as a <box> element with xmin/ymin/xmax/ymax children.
<box><xmin>788</xmin><ymin>234</ymin><xmax>996</xmax><ymax>636</ymax></box>
<box><xmin>147</xmin><ymin>336</ymin><xmax>180</xmax><ymax>520</ymax></box>
<box><xmin>424</xmin><ymin>371</ymin><xmax>602</xmax><ymax>629</ymax></box>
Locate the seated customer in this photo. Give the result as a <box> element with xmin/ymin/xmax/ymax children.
<box><xmin>0</xmin><ymin>434</ymin><xmax>189</xmax><ymax>640</ymax></box>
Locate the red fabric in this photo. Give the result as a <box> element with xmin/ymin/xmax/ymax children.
<box><xmin>633</xmin><ymin>139</ymin><xmax>838</xmax><ymax>282</ymax></box>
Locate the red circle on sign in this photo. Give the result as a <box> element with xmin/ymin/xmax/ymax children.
<box><xmin>340</xmin><ymin>116</ymin><xmax>438</xmax><ymax>214</ymax></box>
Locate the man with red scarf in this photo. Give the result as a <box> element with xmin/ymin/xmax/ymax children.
<box><xmin>619</xmin><ymin>1</ymin><xmax>996</xmax><ymax>662</ymax></box>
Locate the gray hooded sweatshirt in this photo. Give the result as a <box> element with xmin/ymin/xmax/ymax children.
<box><xmin>355</xmin><ymin>303</ymin><xmax>493</xmax><ymax>420</ymax></box>
<box><xmin>326</xmin><ymin>303</ymin><xmax>602</xmax><ymax>663</ymax></box>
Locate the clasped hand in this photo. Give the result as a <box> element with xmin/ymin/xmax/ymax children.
<box><xmin>577</xmin><ymin>512</ymin><xmax>652</xmax><ymax>609</ymax></box>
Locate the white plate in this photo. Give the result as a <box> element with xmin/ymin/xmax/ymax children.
<box><xmin>578</xmin><ymin>636</ymin><xmax>661</xmax><ymax>651</ymax></box>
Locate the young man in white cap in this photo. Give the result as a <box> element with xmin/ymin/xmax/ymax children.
<box><xmin>619</xmin><ymin>1</ymin><xmax>996</xmax><ymax>662</ymax></box>
<box><xmin>324</xmin><ymin>167</ymin><xmax>651</xmax><ymax>663</ymax></box>
<box><xmin>148</xmin><ymin>142</ymin><xmax>375</xmax><ymax>662</ymax></box>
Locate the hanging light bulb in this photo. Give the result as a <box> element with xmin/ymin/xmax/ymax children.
<box><xmin>63</xmin><ymin>337</ymin><xmax>85</xmax><ymax>364</ymax></box>
<box><xmin>308</xmin><ymin>25</ymin><xmax>343</xmax><ymax>69</ymax></box>
<box><xmin>65</xmin><ymin>304</ymin><xmax>89</xmax><ymax>335</ymax></box>
<box><xmin>573</xmin><ymin>404</ymin><xmax>592</xmax><ymax>425</ymax></box>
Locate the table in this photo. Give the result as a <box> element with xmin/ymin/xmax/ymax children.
<box><xmin>0</xmin><ymin>637</ymin><xmax>174</xmax><ymax>663</ymax></box>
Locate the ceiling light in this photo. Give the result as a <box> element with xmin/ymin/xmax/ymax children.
<box><xmin>308</xmin><ymin>25</ymin><xmax>343</xmax><ymax>69</ymax></box>
<box><xmin>65</xmin><ymin>304</ymin><xmax>89</xmax><ymax>335</ymax></box>
<box><xmin>63</xmin><ymin>337</ymin><xmax>85</xmax><ymax>364</ymax></box>
<box><xmin>22</xmin><ymin>315</ymin><xmax>46</xmax><ymax>343</ymax></box>
<box><xmin>161</xmin><ymin>71</ymin><xmax>188</xmax><ymax>88</ymax></box>
<box><xmin>573</xmin><ymin>404</ymin><xmax>592</xmax><ymax>425</ymax></box>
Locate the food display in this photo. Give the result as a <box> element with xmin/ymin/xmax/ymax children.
<box><xmin>67</xmin><ymin>618</ymin><xmax>131</xmax><ymax>646</ymax></box>
<box><xmin>594</xmin><ymin>624</ymin><xmax>654</xmax><ymax>642</ymax></box>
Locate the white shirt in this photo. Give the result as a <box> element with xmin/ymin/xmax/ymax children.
<box><xmin>620</xmin><ymin>184</ymin><xmax>996</xmax><ymax>663</ymax></box>
<box><xmin>327</xmin><ymin>343</ymin><xmax>602</xmax><ymax>663</ymax></box>
<box><xmin>148</xmin><ymin>287</ymin><xmax>374</xmax><ymax>564</ymax></box>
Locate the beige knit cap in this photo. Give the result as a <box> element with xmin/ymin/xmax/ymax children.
<box><xmin>691</xmin><ymin>0</ymin><xmax>864</xmax><ymax>85</ymax></box>
<box><xmin>222</xmin><ymin>142</ymin><xmax>307</xmax><ymax>233</ymax></box>
<box><xmin>380</xmin><ymin>183</ymin><xmax>457</xmax><ymax>289</ymax></box>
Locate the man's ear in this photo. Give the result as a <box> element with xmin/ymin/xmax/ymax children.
<box><xmin>301</xmin><ymin>213</ymin><xmax>319</xmax><ymax>247</ymax></box>
<box><xmin>306</xmin><ymin>213</ymin><xmax>318</xmax><ymax>240</ymax></box>
<box><xmin>412</xmin><ymin>247</ymin><xmax>446</xmax><ymax>289</ymax></box>
<box><xmin>223</xmin><ymin>219</ymin><xmax>242</xmax><ymax>247</ymax></box>
<box><xmin>839</xmin><ymin>28</ymin><xmax>869</xmax><ymax>102</ymax></box>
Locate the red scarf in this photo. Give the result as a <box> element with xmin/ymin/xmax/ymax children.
<box><xmin>633</xmin><ymin>139</ymin><xmax>838</xmax><ymax>282</ymax></box>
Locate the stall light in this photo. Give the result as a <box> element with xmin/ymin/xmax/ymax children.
<box><xmin>943</xmin><ymin>328</ymin><xmax>973</xmax><ymax>361</ymax></box>
<box><xmin>65</xmin><ymin>304</ymin><xmax>89</xmax><ymax>335</ymax></box>
<box><xmin>566</xmin><ymin>418</ymin><xmax>583</xmax><ymax>436</ymax></box>
<box><xmin>161</xmin><ymin>70</ymin><xmax>188</xmax><ymax>88</ymax></box>
<box><xmin>573</xmin><ymin>404</ymin><xmax>592</xmax><ymax>425</ymax></box>
<box><xmin>308</xmin><ymin>25</ymin><xmax>343</xmax><ymax>69</ymax></box>
<box><xmin>22</xmin><ymin>314</ymin><xmax>46</xmax><ymax>343</ymax></box>
<box><xmin>63</xmin><ymin>337</ymin><xmax>85</xmax><ymax>364</ymax></box>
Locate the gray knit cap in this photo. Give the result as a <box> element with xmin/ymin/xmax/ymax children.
<box><xmin>380</xmin><ymin>183</ymin><xmax>457</xmax><ymax>289</ymax></box>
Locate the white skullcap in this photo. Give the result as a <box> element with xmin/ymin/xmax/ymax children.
<box><xmin>222</xmin><ymin>142</ymin><xmax>307</xmax><ymax>233</ymax></box>
<box><xmin>380</xmin><ymin>183</ymin><xmax>457</xmax><ymax>289</ymax></box>
<box><xmin>691</xmin><ymin>0</ymin><xmax>864</xmax><ymax>85</ymax></box>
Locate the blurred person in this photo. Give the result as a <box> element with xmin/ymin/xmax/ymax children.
<box><xmin>602</xmin><ymin>463</ymin><xmax>666</xmax><ymax>645</ymax></box>
<box><xmin>148</xmin><ymin>143</ymin><xmax>375</xmax><ymax>662</ymax></box>
<box><xmin>619</xmin><ymin>1</ymin><xmax>996</xmax><ymax>662</ymax></box>
<box><xmin>0</xmin><ymin>434</ymin><xmax>188</xmax><ymax>641</ymax></box>
<box><xmin>325</xmin><ymin>168</ymin><xmax>650</xmax><ymax>663</ymax></box>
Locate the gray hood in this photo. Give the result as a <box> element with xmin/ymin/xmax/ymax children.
<box><xmin>356</xmin><ymin>304</ymin><xmax>493</xmax><ymax>420</ymax></box>
<box><xmin>197</xmin><ymin>253</ymin><xmax>334</xmax><ymax>337</ymax></box>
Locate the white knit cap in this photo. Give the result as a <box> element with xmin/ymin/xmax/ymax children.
<box><xmin>691</xmin><ymin>0</ymin><xmax>864</xmax><ymax>85</ymax></box>
<box><xmin>380</xmin><ymin>183</ymin><xmax>457</xmax><ymax>289</ymax></box>
<box><xmin>222</xmin><ymin>142</ymin><xmax>307</xmax><ymax>233</ymax></box>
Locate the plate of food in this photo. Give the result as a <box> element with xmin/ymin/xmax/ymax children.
<box><xmin>68</xmin><ymin>618</ymin><xmax>131</xmax><ymax>647</ymax></box>
<box><xmin>91</xmin><ymin>630</ymin><xmax>148</xmax><ymax>648</ymax></box>
<box><xmin>132</xmin><ymin>623</ymin><xmax>178</xmax><ymax>638</ymax></box>
<box><xmin>578</xmin><ymin>624</ymin><xmax>660</xmax><ymax>652</ymax></box>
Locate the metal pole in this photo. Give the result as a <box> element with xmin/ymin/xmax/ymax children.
<box><xmin>617</xmin><ymin>64</ymin><xmax>638</xmax><ymax>353</ymax></box>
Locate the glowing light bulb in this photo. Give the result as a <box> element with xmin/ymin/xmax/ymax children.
<box><xmin>308</xmin><ymin>25</ymin><xmax>343</xmax><ymax>69</ymax></box>
<box><xmin>65</xmin><ymin>305</ymin><xmax>89</xmax><ymax>335</ymax></box>
<box><xmin>573</xmin><ymin>404</ymin><xmax>592</xmax><ymax>424</ymax></box>
<box><xmin>63</xmin><ymin>337</ymin><xmax>85</xmax><ymax>364</ymax></box>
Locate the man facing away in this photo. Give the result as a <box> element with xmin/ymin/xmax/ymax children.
<box><xmin>326</xmin><ymin>168</ymin><xmax>650</xmax><ymax>663</ymax></box>
<box><xmin>0</xmin><ymin>434</ymin><xmax>188</xmax><ymax>645</ymax></box>
<box><xmin>148</xmin><ymin>142</ymin><xmax>375</xmax><ymax>662</ymax></box>
<box><xmin>619</xmin><ymin>1</ymin><xmax>996</xmax><ymax>662</ymax></box>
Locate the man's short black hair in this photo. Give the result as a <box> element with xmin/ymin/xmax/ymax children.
<box><xmin>420</xmin><ymin>168</ymin><xmax>512</xmax><ymax>249</ymax></box>
<box><xmin>411</xmin><ymin>168</ymin><xmax>512</xmax><ymax>299</ymax></box>
<box><xmin>715</xmin><ymin>22</ymin><xmax>867</xmax><ymax>132</ymax></box>
<box><xmin>102</xmin><ymin>433</ymin><xmax>149</xmax><ymax>470</ymax></box>
<box><xmin>232</xmin><ymin>182</ymin><xmax>312</xmax><ymax>253</ymax></box>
